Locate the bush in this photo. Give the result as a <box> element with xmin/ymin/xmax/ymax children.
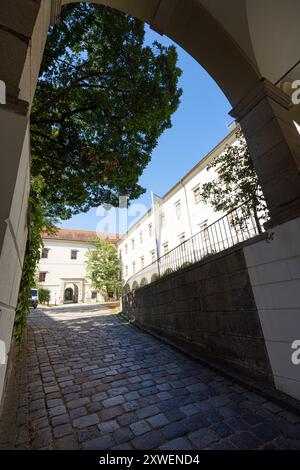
<box><xmin>140</xmin><ymin>277</ymin><xmax>148</xmax><ymax>287</ymax></box>
<box><xmin>38</xmin><ymin>288</ymin><xmax>50</xmax><ymax>304</ymax></box>
<box><xmin>162</xmin><ymin>268</ymin><xmax>173</xmax><ymax>277</ymax></box>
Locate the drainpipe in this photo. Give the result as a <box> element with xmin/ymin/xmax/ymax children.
<box><xmin>180</xmin><ymin>179</ymin><xmax>196</xmax><ymax>263</ymax></box>
<box><xmin>180</xmin><ymin>179</ymin><xmax>193</xmax><ymax>238</ymax></box>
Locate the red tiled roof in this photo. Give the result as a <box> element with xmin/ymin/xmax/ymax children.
<box><xmin>42</xmin><ymin>228</ymin><xmax>119</xmax><ymax>244</ymax></box>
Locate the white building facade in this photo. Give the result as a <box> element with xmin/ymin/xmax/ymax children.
<box><xmin>118</xmin><ymin>129</ymin><xmax>240</xmax><ymax>286</ymax></box>
<box><xmin>38</xmin><ymin>229</ymin><xmax>119</xmax><ymax>304</ymax></box>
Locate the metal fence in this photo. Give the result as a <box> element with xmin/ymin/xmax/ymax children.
<box><xmin>124</xmin><ymin>203</ymin><xmax>264</xmax><ymax>292</ymax></box>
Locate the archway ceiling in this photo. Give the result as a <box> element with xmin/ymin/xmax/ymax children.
<box><xmin>61</xmin><ymin>0</ymin><xmax>300</xmax><ymax>105</ymax></box>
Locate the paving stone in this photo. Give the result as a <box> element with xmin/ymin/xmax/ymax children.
<box><xmin>161</xmin><ymin>422</ymin><xmax>189</xmax><ymax>440</ymax></box>
<box><xmin>49</xmin><ymin>405</ymin><xmax>66</xmax><ymax>417</ymax></box>
<box><xmin>111</xmin><ymin>442</ymin><xmax>134</xmax><ymax>450</ymax></box>
<box><xmin>67</xmin><ymin>397</ymin><xmax>90</xmax><ymax>410</ymax></box>
<box><xmin>102</xmin><ymin>395</ymin><xmax>125</xmax><ymax>408</ymax></box>
<box><xmin>130</xmin><ymin>420</ymin><xmax>151</xmax><ymax>436</ymax></box>
<box><xmin>81</xmin><ymin>435</ymin><xmax>113</xmax><ymax>450</ymax></box>
<box><xmin>212</xmin><ymin>422</ymin><xmax>232</xmax><ymax>439</ymax></box>
<box><xmin>180</xmin><ymin>403</ymin><xmax>200</xmax><ymax>417</ymax></box>
<box><xmin>53</xmin><ymin>424</ymin><xmax>73</xmax><ymax>438</ymax></box>
<box><xmin>132</xmin><ymin>430</ymin><xmax>165</xmax><ymax>450</ymax></box>
<box><xmin>51</xmin><ymin>413</ymin><xmax>70</xmax><ymax>427</ymax></box>
<box><xmin>117</xmin><ymin>412</ymin><xmax>138</xmax><ymax>427</ymax></box>
<box><xmin>92</xmin><ymin>392</ymin><xmax>108</xmax><ymax>402</ymax></box>
<box><xmin>137</xmin><ymin>405</ymin><xmax>161</xmax><ymax>420</ymax></box>
<box><xmin>147</xmin><ymin>413</ymin><xmax>169</xmax><ymax>429</ymax></box>
<box><xmin>113</xmin><ymin>427</ymin><xmax>134</xmax><ymax>444</ymax></box>
<box><xmin>73</xmin><ymin>414</ymin><xmax>99</xmax><ymax>429</ymax></box>
<box><xmin>251</xmin><ymin>422</ymin><xmax>280</xmax><ymax>441</ymax></box>
<box><xmin>98</xmin><ymin>420</ymin><xmax>120</xmax><ymax>434</ymax></box>
<box><xmin>157</xmin><ymin>391</ymin><xmax>172</xmax><ymax>401</ymax></box>
<box><xmin>229</xmin><ymin>432</ymin><xmax>261</xmax><ymax>449</ymax></box>
<box><xmin>124</xmin><ymin>391</ymin><xmax>140</xmax><ymax>401</ymax></box>
<box><xmin>69</xmin><ymin>407</ymin><xmax>87</xmax><ymax>420</ymax></box>
<box><xmin>77</xmin><ymin>425</ymin><xmax>101</xmax><ymax>443</ymax></box>
<box><xmin>47</xmin><ymin>399</ymin><xmax>64</xmax><ymax>409</ymax></box>
<box><xmin>189</xmin><ymin>428</ymin><xmax>219</xmax><ymax>448</ymax></box>
<box><xmin>164</xmin><ymin>409</ymin><xmax>186</xmax><ymax>422</ymax></box>
<box><xmin>31</xmin><ymin>416</ymin><xmax>49</xmax><ymax>431</ymax></box>
<box><xmin>183</xmin><ymin>413</ymin><xmax>210</xmax><ymax>431</ymax></box>
<box><xmin>99</xmin><ymin>405</ymin><xmax>123</xmax><ymax>421</ymax></box>
<box><xmin>160</xmin><ymin>438</ymin><xmax>193</xmax><ymax>450</ymax></box>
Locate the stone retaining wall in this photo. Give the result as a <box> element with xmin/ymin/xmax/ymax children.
<box><xmin>122</xmin><ymin>243</ymin><xmax>273</xmax><ymax>384</ymax></box>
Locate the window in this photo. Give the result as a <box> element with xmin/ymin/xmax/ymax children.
<box><xmin>161</xmin><ymin>212</ymin><xmax>166</xmax><ymax>228</ymax></box>
<box><xmin>193</xmin><ymin>186</ymin><xmax>201</xmax><ymax>204</ymax></box>
<box><xmin>39</xmin><ymin>272</ymin><xmax>46</xmax><ymax>282</ymax></box>
<box><xmin>71</xmin><ymin>250</ymin><xmax>78</xmax><ymax>260</ymax></box>
<box><xmin>199</xmin><ymin>220</ymin><xmax>209</xmax><ymax>242</ymax></box>
<box><xmin>179</xmin><ymin>233</ymin><xmax>185</xmax><ymax>244</ymax></box>
<box><xmin>41</xmin><ymin>248</ymin><xmax>49</xmax><ymax>259</ymax></box>
<box><xmin>151</xmin><ymin>250</ymin><xmax>156</xmax><ymax>263</ymax></box>
<box><xmin>131</xmin><ymin>238</ymin><xmax>135</xmax><ymax>250</ymax></box>
<box><xmin>119</xmin><ymin>249</ymin><xmax>122</xmax><ymax>259</ymax></box>
<box><xmin>140</xmin><ymin>256</ymin><xmax>145</xmax><ymax>269</ymax></box>
<box><xmin>163</xmin><ymin>242</ymin><xmax>169</xmax><ymax>255</ymax></box>
<box><xmin>139</xmin><ymin>231</ymin><xmax>143</xmax><ymax>244</ymax></box>
<box><xmin>125</xmin><ymin>244</ymin><xmax>128</xmax><ymax>255</ymax></box>
<box><xmin>148</xmin><ymin>223</ymin><xmax>153</xmax><ymax>237</ymax></box>
<box><xmin>132</xmin><ymin>261</ymin><xmax>136</xmax><ymax>274</ymax></box>
<box><xmin>175</xmin><ymin>200</ymin><xmax>181</xmax><ymax>219</ymax></box>
<box><xmin>91</xmin><ymin>291</ymin><xmax>97</xmax><ymax>299</ymax></box>
<box><xmin>125</xmin><ymin>265</ymin><xmax>128</xmax><ymax>277</ymax></box>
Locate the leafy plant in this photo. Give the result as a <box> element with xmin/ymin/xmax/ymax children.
<box><xmin>86</xmin><ymin>239</ymin><xmax>122</xmax><ymax>298</ymax></box>
<box><xmin>201</xmin><ymin>129</ymin><xmax>269</xmax><ymax>233</ymax></box>
<box><xmin>38</xmin><ymin>288</ymin><xmax>51</xmax><ymax>304</ymax></box>
<box><xmin>14</xmin><ymin>177</ymin><xmax>55</xmax><ymax>341</ymax></box>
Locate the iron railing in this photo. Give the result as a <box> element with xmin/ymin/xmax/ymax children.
<box><xmin>124</xmin><ymin>203</ymin><xmax>264</xmax><ymax>291</ymax></box>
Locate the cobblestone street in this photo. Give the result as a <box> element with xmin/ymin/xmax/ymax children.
<box><xmin>8</xmin><ymin>305</ymin><xmax>300</xmax><ymax>450</ymax></box>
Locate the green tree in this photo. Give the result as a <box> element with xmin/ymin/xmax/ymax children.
<box><xmin>31</xmin><ymin>3</ymin><xmax>182</xmax><ymax>220</ymax></box>
<box><xmin>86</xmin><ymin>240</ymin><xmax>122</xmax><ymax>298</ymax></box>
<box><xmin>200</xmin><ymin>129</ymin><xmax>269</xmax><ymax>233</ymax></box>
<box><xmin>38</xmin><ymin>288</ymin><xmax>51</xmax><ymax>305</ymax></box>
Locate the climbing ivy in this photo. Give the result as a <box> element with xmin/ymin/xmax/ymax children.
<box><xmin>14</xmin><ymin>177</ymin><xmax>55</xmax><ymax>342</ymax></box>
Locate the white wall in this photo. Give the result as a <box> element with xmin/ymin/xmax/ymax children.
<box><xmin>118</xmin><ymin>138</ymin><xmax>231</xmax><ymax>283</ymax></box>
<box><xmin>0</xmin><ymin>123</ymin><xmax>30</xmax><ymax>405</ymax></box>
<box><xmin>244</xmin><ymin>217</ymin><xmax>300</xmax><ymax>400</ymax></box>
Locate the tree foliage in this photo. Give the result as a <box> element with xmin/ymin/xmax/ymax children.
<box><xmin>31</xmin><ymin>3</ymin><xmax>182</xmax><ymax>219</ymax></box>
<box><xmin>86</xmin><ymin>239</ymin><xmax>122</xmax><ymax>297</ymax></box>
<box><xmin>200</xmin><ymin>129</ymin><xmax>269</xmax><ymax>232</ymax></box>
<box><xmin>38</xmin><ymin>287</ymin><xmax>51</xmax><ymax>304</ymax></box>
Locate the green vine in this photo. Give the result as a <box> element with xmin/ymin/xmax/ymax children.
<box><xmin>14</xmin><ymin>177</ymin><xmax>55</xmax><ymax>342</ymax></box>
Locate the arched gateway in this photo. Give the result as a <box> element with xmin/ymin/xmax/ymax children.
<box><xmin>0</xmin><ymin>0</ymin><xmax>300</xmax><ymax>403</ymax></box>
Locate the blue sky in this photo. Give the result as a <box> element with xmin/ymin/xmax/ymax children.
<box><xmin>58</xmin><ymin>26</ymin><xmax>232</xmax><ymax>233</ymax></box>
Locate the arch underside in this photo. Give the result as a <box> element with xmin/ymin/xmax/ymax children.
<box><xmin>60</xmin><ymin>0</ymin><xmax>300</xmax><ymax>113</ymax></box>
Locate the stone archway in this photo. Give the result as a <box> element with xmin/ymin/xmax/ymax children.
<box><xmin>63</xmin><ymin>283</ymin><xmax>79</xmax><ymax>303</ymax></box>
<box><xmin>1</xmin><ymin>0</ymin><xmax>300</xmax><ymax>404</ymax></box>
<box><xmin>64</xmin><ymin>287</ymin><xmax>73</xmax><ymax>303</ymax></box>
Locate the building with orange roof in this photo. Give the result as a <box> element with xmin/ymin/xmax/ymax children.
<box><xmin>37</xmin><ymin>228</ymin><xmax>119</xmax><ymax>304</ymax></box>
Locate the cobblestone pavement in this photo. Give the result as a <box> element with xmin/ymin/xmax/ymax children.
<box><xmin>11</xmin><ymin>305</ymin><xmax>300</xmax><ymax>450</ymax></box>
